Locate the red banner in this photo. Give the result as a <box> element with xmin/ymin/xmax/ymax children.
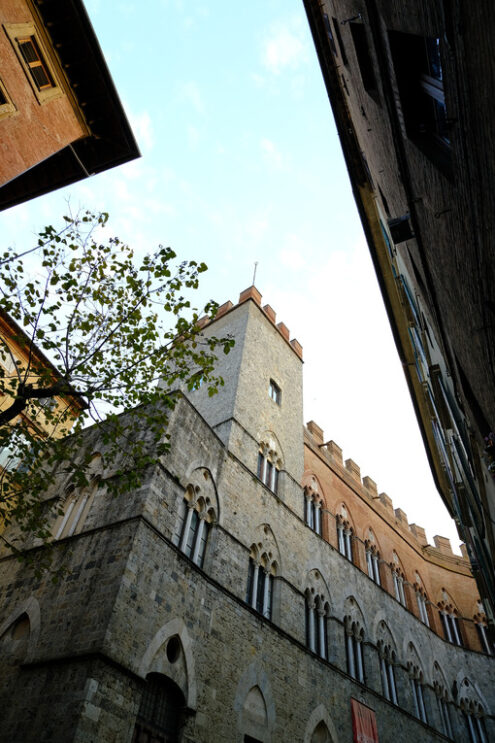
<box><xmin>351</xmin><ymin>698</ymin><xmax>379</xmax><ymax>743</ymax></box>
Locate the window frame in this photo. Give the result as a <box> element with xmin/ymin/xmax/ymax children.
<box><xmin>268</xmin><ymin>379</ymin><xmax>281</xmax><ymax>405</ymax></box>
<box><xmin>4</xmin><ymin>22</ymin><xmax>62</xmax><ymax>105</ymax></box>
<box><xmin>0</xmin><ymin>76</ymin><xmax>16</xmax><ymax>119</ymax></box>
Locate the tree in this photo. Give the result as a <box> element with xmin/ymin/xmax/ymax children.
<box><xmin>0</xmin><ymin>209</ymin><xmax>233</xmax><ymax>564</ymax></box>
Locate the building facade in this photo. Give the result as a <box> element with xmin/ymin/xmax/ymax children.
<box><xmin>0</xmin><ymin>0</ymin><xmax>139</xmax><ymax>210</ymax></box>
<box><xmin>0</xmin><ymin>288</ymin><xmax>493</xmax><ymax>742</ymax></box>
<box><xmin>302</xmin><ymin>0</ymin><xmax>495</xmax><ymax>621</ymax></box>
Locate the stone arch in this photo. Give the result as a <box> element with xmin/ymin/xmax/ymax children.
<box><xmin>362</xmin><ymin>525</ymin><xmax>382</xmax><ymax>553</ymax></box>
<box><xmin>373</xmin><ymin>615</ymin><xmax>398</xmax><ymax>654</ymax></box>
<box><xmin>304</xmin><ymin>569</ymin><xmax>332</xmax><ymax>612</ymax></box>
<box><xmin>302</xmin><ymin>471</ymin><xmax>328</xmax><ymax>509</ymax></box>
<box><xmin>250</xmin><ymin>523</ymin><xmax>282</xmax><ymax>574</ymax></box>
<box><xmin>390</xmin><ymin>550</ymin><xmax>408</xmax><ymax>580</ymax></box>
<box><xmin>258</xmin><ymin>429</ymin><xmax>285</xmax><ymax>468</ymax></box>
<box><xmin>343</xmin><ymin>595</ymin><xmax>368</xmax><ymax>637</ymax></box>
<box><xmin>432</xmin><ymin>660</ymin><xmax>450</xmax><ymax>700</ymax></box>
<box><xmin>0</xmin><ymin>595</ymin><xmax>40</xmax><ymax>662</ymax></box>
<box><xmin>404</xmin><ymin>639</ymin><xmax>427</xmax><ymax>683</ymax></box>
<box><xmin>137</xmin><ymin>617</ymin><xmax>196</xmax><ymax>709</ymax></box>
<box><xmin>336</xmin><ymin>501</ymin><xmax>356</xmax><ymax>533</ymax></box>
<box><xmin>182</xmin><ymin>466</ymin><xmax>219</xmax><ymax>522</ymax></box>
<box><xmin>303</xmin><ymin>704</ymin><xmax>339</xmax><ymax>743</ymax></box>
<box><xmin>455</xmin><ymin>673</ymin><xmax>490</xmax><ymax>713</ymax></box>
<box><xmin>234</xmin><ymin>662</ymin><xmax>276</xmax><ymax>742</ymax></box>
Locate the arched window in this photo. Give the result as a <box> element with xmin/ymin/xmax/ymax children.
<box><xmin>473</xmin><ymin>602</ymin><xmax>492</xmax><ymax>655</ymax></box>
<box><xmin>132</xmin><ymin>673</ymin><xmax>185</xmax><ymax>743</ymax></box>
<box><xmin>365</xmin><ymin>531</ymin><xmax>381</xmax><ymax>585</ymax></box>
<box><xmin>304</xmin><ymin>486</ymin><xmax>322</xmax><ymax>535</ymax></box>
<box><xmin>344</xmin><ymin>617</ymin><xmax>365</xmax><ymax>684</ymax></box>
<box><xmin>462</xmin><ymin>702</ymin><xmax>488</xmax><ymax>743</ymax></box>
<box><xmin>414</xmin><ymin>573</ymin><xmax>430</xmax><ymax>626</ymax></box>
<box><xmin>391</xmin><ymin>553</ymin><xmax>407</xmax><ymax>608</ymax></box>
<box><xmin>246</xmin><ymin>547</ymin><xmax>276</xmax><ymax>620</ymax></box>
<box><xmin>179</xmin><ymin>487</ymin><xmax>215</xmax><ymax>568</ymax></box>
<box><xmin>305</xmin><ymin>590</ymin><xmax>329</xmax><ymax>660</ymax></box>
<box><xmin>336</xmin><ymin>510</ymin><xmax>353</xmax><ymax>561</ymax></box>
<box><xmin>378</xmin><ymin>641</ymin><xmax>398</xmax><ymax>704</ymax></box>
<box><xmin>257</xmin><ymin>444</ymin><xmax>281</xmax><ymax>494</ymax></box>
<box><xmin>437</xmin><ymin>594</ymin><xmax>463</xmax><ymax>646</ymax></box>
<box><xmin>433</xmin><ymin>676</ymin><xmax>453</xmax><ymax>739</ymax></box>
<box><xmin>54</xmin><ymin>483</ymin><xmax>96</xmax><ymax>539</ymax></box>
<box><xmin>408</xmin><ymin>662</ymin><xmax>427</xmax><ymax>723</ymax></box>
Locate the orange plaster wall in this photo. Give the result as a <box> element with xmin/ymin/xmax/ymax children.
<box><xmin>0</xmin><ymin>0</ymin><xmax>87</xmax><ymax>185</ymax></box>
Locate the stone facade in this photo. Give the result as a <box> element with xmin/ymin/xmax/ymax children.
<box><xmin>0</xmin><ymin>289</ymin><xmax>493</xmax><ymax>742</ymax></box>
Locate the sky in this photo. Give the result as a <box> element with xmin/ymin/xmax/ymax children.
<box><xmin>2</xmin><ymin>0</ymin><xmax>461</xmax><ymax>549</ymax></box>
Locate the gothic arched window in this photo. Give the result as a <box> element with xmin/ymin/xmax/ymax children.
<box><xmin>305</xmin><ymin>590</ymin><xmax>329</xmax><ymax>660</ymax></box>
<box><xmin>179</xmin><ymin>486</ymin><xmax>215</xmax><ymax>568</ymax></box>
<box><xmin>378</xmin><ymin>641</ymin><xmax>398</xmax><ymax>704</ymax></box>
<box><xmin>246</xmin><ymin>546</ymin><xmax>276</xmax><ymax>620</ymax></box>
<box><xmin>344</xmin><ymin>617</ymin><xmax>365</xmax><ymax>684</ymax></box>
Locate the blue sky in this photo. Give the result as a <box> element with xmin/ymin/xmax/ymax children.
<box><xmin>2</xmin><ymin>0</ymin><xmax>460</xmax><ymax>548</ymax></box>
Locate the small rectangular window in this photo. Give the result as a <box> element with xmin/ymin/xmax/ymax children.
<box><xmin>332</xmin><ymin>18</ymin><xmax>348</xmax><ymax>65</ymax></box>
<box><xmin>268</xmin><ymin>380</ymin><xmax>281</xmax><ymax>405</ymax></box>
<box><xmin>349</xmin><ymin>22</ymin><xmax>379</xmax><ymax>102</ymax></box>
<box><xmin>4</xmin><ymin>22</ymin><xmax>62</xmax><ymax>105</ymax></box>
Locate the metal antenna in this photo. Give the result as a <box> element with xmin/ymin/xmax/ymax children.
<box><xmin>252</xmin><ymin>261</ymin><xmax>258</xmax><ymax>286</ymax></box>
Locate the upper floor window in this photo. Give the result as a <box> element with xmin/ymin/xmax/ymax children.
<box><xmin>389</xmin><ymin>31</ymin><xmax>451</xmax><ymax>175</ymax></box>
<box><xmin>409</xmin><ymin>669</ymin><xmax>427</xmax><ymax>723</ymax></box>
<box><xmin>336</xmin><ymin>512</ymin><xmax>353</xmax><ymax>561</ymax></box>
<box><xmin>349</xmin><ymin>21</ymin><xmax>379</xmax><ymax>103</ymax></box>
<box><xmin>365</xmin><ymin>537</ymin><xmax>381</xmax><ymax>585</ymax></box>
<box><xmin>257</xmin><ymin>447</ymin><xmax>280</xmax><ymax>494</ymax></box>
<box><xmin>246</xmin><ymin>550</ymin><xmax>276</xmax><ymax>620</ymax></box>
<box><xmin>305</xmin><ymin>590</ymin><xmax>329</xmax><ymax>660</ymax></box>
<box><xmin>344</xmin><ymin>617</ymin><xmax>365</xmax><ymax>684</ymax></box>
<box><xmin>268</xmin><ymin>379</ymin><xmax>281</xmax><ymax>405</ymax></box>
<box><xmin>0</xmin><ymin>77</ymin><xmax>15</xmax><ymax>119</ymax></box>
<box><xmin>416</xmin><ymin>591</ymin><xmax>430</xmax><ymax>626</ymax></box>
<box><xmin>179</xmin><ymin>491</ymin><xmax>214</xmax><ymax>569</ymax></box>
<box><xmin>4</xmin><ymin>23</ymin><xmax>61</xmax><ymax>105</ymax></box>
<box><xmin>378</xmin><ymin>643</ymin><xmax>398</xmax><ymax>705</ymax></box>
<box><xmin>304</xmin><ymin>485</ymin><xmax>322</xmax><ymax>536</ymax></box>
<box><xmin>438</xmin><ymin>604</ymin><xmax>463</xmax><ymax>646</ymax></box>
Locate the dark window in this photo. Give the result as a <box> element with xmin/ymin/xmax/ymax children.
<box><xmin>389</xmin><ymin>32</ymin><xmax>452</xmax><ymax>175</ymax></box>
<box><xmin>332</xmin><ymin>18</ymin><xmax>348</xmax><ymax>65</ymax></box>
<box><xmin>349</xmin><ymin>22</ymin><xmax>379</xmax><ymax>102</ymax></box>
<box><xmin>17</xmin><ymin>36</ymin><xmax>54</xmax><ymax>90</ymax></box>
<box><xmin>133</xmin><ymin>674</ymin><xmax>184</xmax><ymax>743</ymax></box>
<box><xmin>268</xmin><ymin>379</ymin><xmax>281</xmax><ymax>404</ymax></box>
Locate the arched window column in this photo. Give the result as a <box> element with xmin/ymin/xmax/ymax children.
<box><xmin>378</xmin><ymin>642</ymin><xmax>398</xmax><ymax>704</ymax></box>
<box><xmin>438</xmin><ymin>602</ymin><xmax>463</xmax><ymax>646</ymax></box>
<box><xmin>305</xmin><ymin>590</ymin><xmax>329</xmax><ymax>660</ymax></box>
<box><xmin>257</xmin><ymin>444</ymin><xmax>281</xmax><ymax>494</ymax></box>
<box><xmin>408</xmin><ymin>664</ymin><xmax>427</xmax><ymax>723</ymax></box>
<box><xmin>434</xmin><ymin>683</ymin><xmax>453</xmax><ymax>739</ymax></box>
<box><xmin>461</xmin><ymin>701</ymin><xmax>488</xmax><ymax>743</ymax></box>
<box><xmin>344</xmin><ymin>617</ymin><xmax>365</xmax><ymax>684</ymax></box>
<box><xmin>365</xmin><ymin>541</ymin><xmax>381</xmax><ymax>586</ymax></box>
<box><xmin>246</xmin><ymin>547</ymin><xmax>276</xmax><ymax>620</ymax></box>
<box><xmin>179</xmin><ymin>487</ymin><xmax>215</xmax><ymax>568</ymax></box>
<box><xmin>336</xmin><ymin>515</ymin><xmax>353</xmax><ymax>561</ymax></box>
<box><xmin>416</xmin><ymin>590</ymin><xmax>430</xmax><ymax>626</ymax></box>
<box><xmin>304</xmin><ymin>487</ymin><xmax>322</xmax><ymax>536</ymax></box>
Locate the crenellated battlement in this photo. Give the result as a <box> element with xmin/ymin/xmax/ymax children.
<box><xmin>304</xmin><ymin>419</ymin><xmax>465</xmax><ymax>561</ymax></box>
<box><xmin>196</xmin><ymin>286</ymin><xmax>303</xmax><ymax>360</ymax></box>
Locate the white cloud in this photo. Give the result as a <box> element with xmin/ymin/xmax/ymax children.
<box><xmin>261</xmin><ymin>20</ymin><xmax>307</xmax><ymax>74</ymax></box>
<box><xmin>128</xmin><ymin>109</ymin><xmax>154</xmax><ymax>153</ymax></box>
<box><xmin>180</xmin><ymin>81</ymin><xmax>205</xmax><ymax>114</ymax></box>
<box><xmin>260</xmin><ymin>138</ymin><xmax>286</xmax><ymax>170</ymax></box>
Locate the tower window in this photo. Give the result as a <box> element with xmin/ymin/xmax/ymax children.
<box><xmin>268</xmin><ymin>380</ymin><xmax>281</xmax><ymax>405</ymax></box>
<box><xmin>349</xmin><ymin>22</ymin><xmax>379</xmax><ymax>102</ymax></box>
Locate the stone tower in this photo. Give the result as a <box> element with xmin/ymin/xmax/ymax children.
<box><xmin>181</xmin><ymin>285</ymin><xmax>304</xmax><ymax>512</ymax></box>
